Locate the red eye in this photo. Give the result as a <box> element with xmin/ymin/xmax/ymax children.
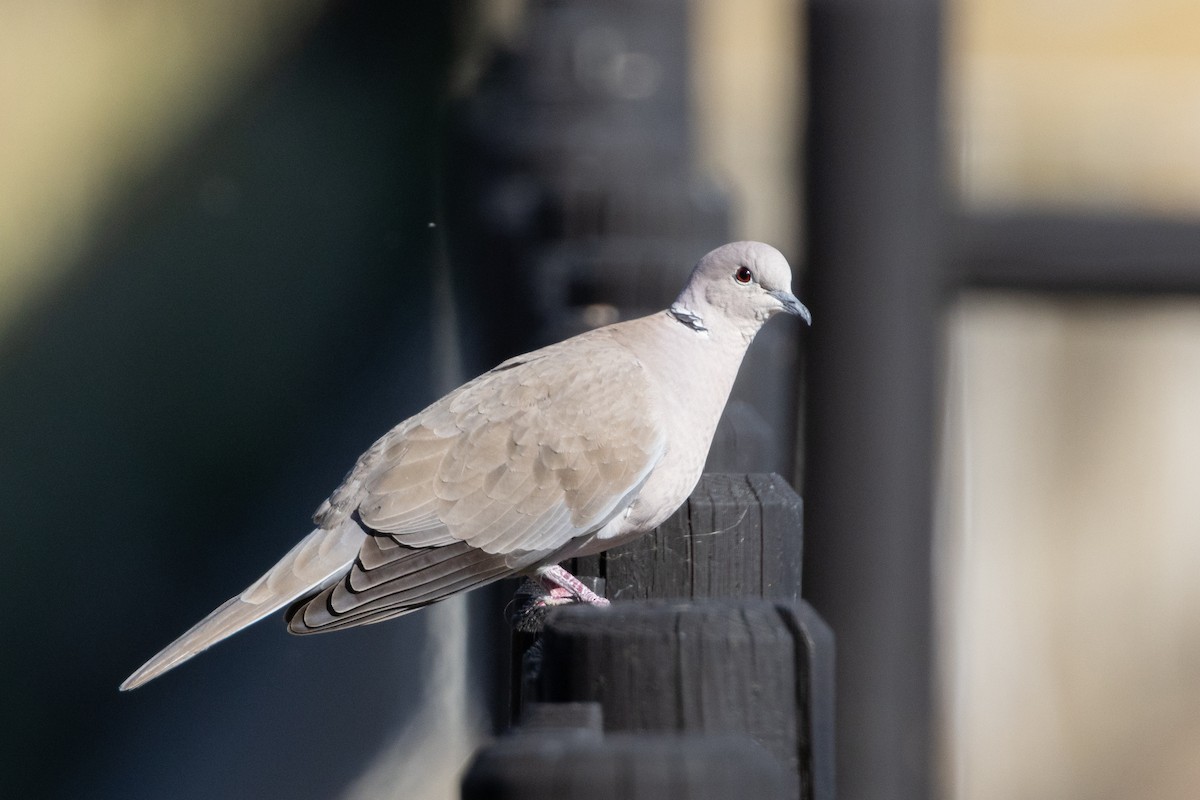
<box><xmin>735</xmin><ymin>266</ymin><xmax>753</xmax><ymax>284</ymax></box>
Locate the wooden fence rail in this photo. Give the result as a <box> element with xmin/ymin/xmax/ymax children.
<box><xmin>465</xmin><ymin>473</ymin><xmax>834</xmax><ymax>800</ymax></box>
<box><xmin>463</xmin><ymin>728</ymin><xmax>790</xmax><ymax>800</ymax></box>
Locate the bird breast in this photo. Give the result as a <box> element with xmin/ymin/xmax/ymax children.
<box><xmin>602</xmin><ymin>312</ymin><xmax>754</xmax><ymax>538</ymax></box>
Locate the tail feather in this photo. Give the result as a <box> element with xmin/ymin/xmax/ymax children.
<box><xmin>120</xmin><ymin>521</ymin><xmax>364</xmax><ymax>690</ymax></box>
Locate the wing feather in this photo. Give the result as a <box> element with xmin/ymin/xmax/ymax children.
<box><xmin>288</xmin><ymin>328</ymin><xmax>666</xmax><ymax>632</ymax></box>
<box><xmin>336</xmin><ymin>329</ymin><xmax>666</xmax><ymax>555</ymax></box>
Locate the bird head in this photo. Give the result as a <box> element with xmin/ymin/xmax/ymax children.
<box><xmin>672</xmin><ymin>241</ymin><xmax>811</xmax><ymax>338</ymax></box>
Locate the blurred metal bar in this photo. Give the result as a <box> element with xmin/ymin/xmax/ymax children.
<box><xmin>802</xmin><ymin>0</ymin><xmax>943</xmax><ymax>798</ymax></box>
<box><xmin>952</xmin><ymin>212</ymin><xmax>1200</xmax><ymax>294</ymax></box>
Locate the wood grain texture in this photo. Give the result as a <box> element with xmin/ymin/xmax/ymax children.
<box><xmin>536</xmin><ymin>599</ymin><xmax>833</xmax><ymax>800</ymax></box>
<box><xmin>780</xmin><ymin>601</ymin><xmax>836</xmax><ymax>800</ymax></box>
<box><xmin>570</xmin><ymin>473</ymin><xmax>804</xmax><ymax>601</ymax></box>
<box><xmin>501</xmin><ymin>474</ymin><xmax>832</xmax><ymax>800</ymax></box>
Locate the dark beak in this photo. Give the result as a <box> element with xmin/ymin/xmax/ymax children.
<box><xmin>769</xmin><ymin>290</ymin><xmax>812</xmax><ymax>326</ymax></box>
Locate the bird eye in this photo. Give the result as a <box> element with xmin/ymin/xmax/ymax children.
<box><xmin>735</xmin><ymin>266</ymin><xmax>753</xmax><ymax>284</ymax></box>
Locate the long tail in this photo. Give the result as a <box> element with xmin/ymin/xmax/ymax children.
<box><xmin>120</xmin><ymin>520</ymin><xmax>365</xmax><ymax>691</ymax></box>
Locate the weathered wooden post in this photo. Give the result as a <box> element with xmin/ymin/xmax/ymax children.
<box><xmin>569</xmin><ymin>472</ymin><xmax>805</xmax><ymax>601</ymax></box>
<box><xmin>536</xmin><ymin>600</ymin><xmax>833</xmax><ymax>800</ymax></box>
<box><xmin>466</xmin><ymin>474</ymin><xmax>833</xmax><ymax>800</ymax></box>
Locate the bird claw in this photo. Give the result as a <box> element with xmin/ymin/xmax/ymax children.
<box><xmin>510</xmin><ymin>594</ymin><xmax>561</xmax><ymax>633</ymax></box>
<box><xmin>535</xmin><ymin>564</ymin><xmax>609</xmax><ymax>606</ymax></box>
<box><xmin>509</xmin><ymin>566</ymin><xmax>609</xmax><ymax>632</ymax></box>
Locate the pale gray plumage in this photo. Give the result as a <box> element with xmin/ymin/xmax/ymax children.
<box><xmin>121</xmin><ymin>241</ymin><xmax>809</xmax><ymax>690</ymax></box>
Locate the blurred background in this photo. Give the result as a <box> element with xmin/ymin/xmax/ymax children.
<box><xmin>939</xmin><ymin>2</ymin><xmax>1200</xmax><ymax>798</ymax></box>
<box><xmin>2</xmin><ymin>1</ymin><xmax>1199</xmax><ymax>799</ymax></box>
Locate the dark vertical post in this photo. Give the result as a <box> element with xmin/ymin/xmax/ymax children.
<box><xmin>508</xmin><ymin>474</ymin><xmax>833</xmax><ymax>800</ymax></box>
<box><xmin>536</xmin><ymin>600</ymin><xmax>833</xmax><ymax>800</ymax></box>
<box><xmin>803</xmin><ymin>1</ymin><xmax>942</xmax><ymax>800</ymax></box>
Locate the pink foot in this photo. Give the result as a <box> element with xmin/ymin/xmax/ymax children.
<box><xmin>535</xmin><ymin>564</ymin><xmax>610</xmax><ymax>607</ymax></box>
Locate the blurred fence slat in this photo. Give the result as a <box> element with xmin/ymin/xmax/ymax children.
<box><xmin>462</xmin><ymin>731</ymin><xmax>790</xmax><ymax>800</ymax></box>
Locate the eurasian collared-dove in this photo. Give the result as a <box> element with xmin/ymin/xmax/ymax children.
<box><xmin>121</xmin><ymin>241</ymin><xmax>809</xmax><ymax>690</ymax></box>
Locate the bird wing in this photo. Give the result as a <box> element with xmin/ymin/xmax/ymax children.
<box><xmin>121</xmin><ymin>518</ymin><xmax>366</xmax><ymax>689</ymax></box>
<box><xmin>289</xmin><ymin>329</ymin><xmax>667</xmax><ymax>632</ymax></box>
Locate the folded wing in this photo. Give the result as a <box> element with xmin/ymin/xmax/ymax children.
<box><xmin>290</xmin><ymin>329</ymin><xmax>666</xmax><ymax>633</ymax></box>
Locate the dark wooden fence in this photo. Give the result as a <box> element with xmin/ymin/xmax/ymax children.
<box><xmin>463</xmin><ymin>473</ymin><xmax>835</xmax><ymax>800</ymax></box>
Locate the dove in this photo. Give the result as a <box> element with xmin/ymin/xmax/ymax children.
<box><xmin>121</xmin><ymin>241</ymin><xmax>810</xmax><ymax>690</ymax></box>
